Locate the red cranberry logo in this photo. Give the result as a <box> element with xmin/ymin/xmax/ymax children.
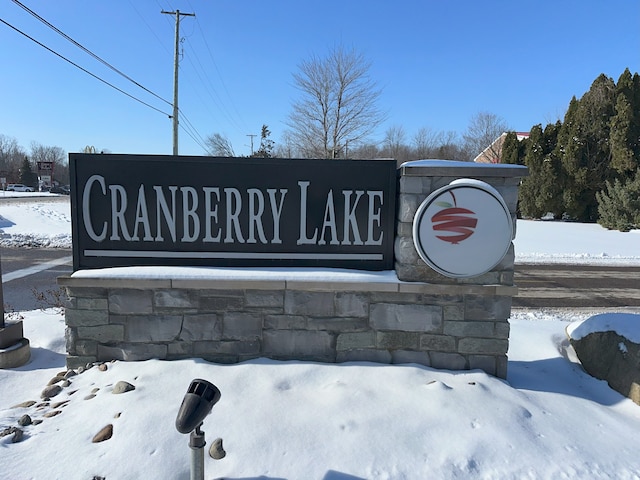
<box><xmin>431</xmin><ymin>191</ymin><xmax>477</xmax><ymax>244</ymax></box>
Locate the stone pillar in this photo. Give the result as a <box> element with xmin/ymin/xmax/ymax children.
<box><xmin>395</xmin><ymin>160</ymin><xmax>528</xmax><ymax>285</ymax></box>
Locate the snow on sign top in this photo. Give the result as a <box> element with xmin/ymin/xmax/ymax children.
<box><xmin>413</xmin><ymin>179</ymin><xmax>513</xmax><ymax>278</ymax></box>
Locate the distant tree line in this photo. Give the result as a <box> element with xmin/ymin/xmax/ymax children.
<box><xmin>0</xmin><ymin>136</ymin><xmax>70</xmax><ymax>189</ymax></box>
<box><xmin>207</xmin><ymin>46</ymin><xmax>509</xmax><ymax>165</ymax></box>
<box><xmin>502</xmin><ymin>68</ymin><xmax>640</xmax><ymax>230</ymax></box>
<box><xmin>207</xmin><ymin>118</ymin><xmax>504</xmax><ymax>166</ymax></box>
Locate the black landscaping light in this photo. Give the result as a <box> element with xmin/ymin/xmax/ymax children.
<box><xmin>175</xmin><ymin>379</ymin><xmax>221</xmax><ymax>480</ymax></box>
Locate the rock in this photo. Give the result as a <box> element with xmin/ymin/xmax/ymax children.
<box><xmin>112</xmin><ymin>381</ymin><xmax>135</xmax><ymax>394</ymax></box>
<box><xmin>43</xmin><ymin>410</ymin><xmax>62</xmax><ymax>418</ymax></box>
<box><xmin>61</xmin><ymin>380</ymin><xmax>71</xmax><ymax>387</ymax></box>
<box><xmin>84</xmin><ymin>394</ymin><xmax>96</xmax><ymax>400</ymax></box>
<box><xmin>18</xmin><ymin>415</ymin><xmax>32</xmax><ymax>426</ymax></box>
<box><xmin>47</xmin><ymin>376</ymin><xmax>64</xmax><ymax>386</ymax></box>
<box><xmin>51</xmin><ymin>400</ymin><xmax>70</xmax><ymax>409</ymax></box>
<box><xmin>569</xmin><ymin>325</ymin><xmax>640</xmax><ymax>405</ymax></box>
<box><xmin>64</xmin><ymin>370</ymin><xmax>77</xmax><ymax>379</ymax></box>
<box><xmin>209</xmin><ymin>437</ymin><xmax>226</xmax><ymax>459</ymax></box>
<box><xmin>41</xmin><ymin>385</ymin><xmax>62</xmax><ymax>399</ymax></box>
<box><xmin>0</xmin><ymin>427</ymin><xmax>24</xmax><ymax>443</ymax></box>
<box><xmin>11</xmin><ymin>400</ymin><xmax>36</xmax><ymax>409</ymax></box>
<box><xmin>98</xmin><ymin>363</ymin><xmax>108</xmax><ymax>371</ymax></box>
<box><xmin>92</xmin><ymin>424</ymin><xmax>113</xmax><ymax>443</ymax></box>
<box><xmin>11</xmin><ymin>428</ymin><xmax>23</xmax><ymax>443</ymax></box>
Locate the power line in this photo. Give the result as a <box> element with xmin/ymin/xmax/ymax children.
<box><xmin>178</xmin><ymin>108</ymin><xmax>208</xmax><ymax>151</ymax></box>
<box><xmin>0</xmin><ymin>17</ymin><xmax>172</xmax><ymax>118</ymax></box>
<box><xmin>191</xmin><ymin>14</ymin><xmax>249</xmax><ymax>133</ymax></box>
<box><xmin>11</xmin><ymin>0</ymin><xmax>172</xmax><ymax>108</ymax></box>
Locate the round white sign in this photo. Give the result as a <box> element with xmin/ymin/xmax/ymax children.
<box><xmin>412</xmin><ymin>179</ymin><xmax>513</xmax><ymax>278</ymax></box>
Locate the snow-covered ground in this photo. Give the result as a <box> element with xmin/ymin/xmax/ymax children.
<box><xmin>1</xmin><ymin>194</ymin><xmax>640</xmax><ymax>479</ymax></box>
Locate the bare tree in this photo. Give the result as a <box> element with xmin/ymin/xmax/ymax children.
<box><xmin>205</xmin><ymin>133</ymin><xmax>235</xmax><ymax>157</ymax></box>
<box><xmin>286</xmin><ymin>45</ymin><xmax>386</xmax><ymax>159</ymax></box>
<box><xmin>30</xmin><ymin>142</ymin><xmax>68</xmax><ymax>185</ymax></box>
<box><xmin>0</xmin><ymin>135</ymin><xmax>26</xmax><ymax>179</ymax></box>
<box><xmin>349</xmin><ymin>142</ymin><xmax>382</xmax><ymax>160</ymax></box>
<box><xmin>30</xmin><ymin>142</ymin><xmax>65</xmax><ymax>164</ymax></box>
<box><xmin>273</xmin><ymin>131</ymin><xmax>299</xmax><ymax>158</ymax></box>
<box><xmin>381</xmin><ymin>125</ymin><xmax>411</xmax><ymax>164</ymax></box>
<box><xmin>462</xmin><ymin>112</ymin><xmax>509</xmax><ymax>161</ymax></box>
<box><xmin>412</xmin><ymin>127</ymin><xmax>440</xmax><ymax>159</ymax></box>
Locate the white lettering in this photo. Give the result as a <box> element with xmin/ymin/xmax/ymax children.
<box><xmin>224</xmin><ymin>188</ymin><xmax>245</xmax><ymax>243</ymax></box>
<box><xmin>181</xmin><ymin>186</ymin><xmax>200</xmax><ymax>242</ymax></box>
<box><xmin>109</xmin><ymin>184</ymin><xmax>132</xmax><ymax>241</ymax></box>
<box><xmin>267</xmin><ymin>188</ymin><xmax>287</xmax><ymax>244</ymax></box>
<box><xmin>154</xmin><ymin>186</ymin><xmax>177</xmax><ymax>242</ymax></box>
<box><xmin>132</xmin><ymin>185</ymin><xmax>153</xmax><ymax>241</ymax></box>
<box><xmin>318</xmin><ymin>189</ymin><xmax>339</xmax><ymax>245</ymax></box>
<box><xmin>247</xmin><ymin>188</ymin><xmax>267</xmax><ymax>244</ymax></box>
<box><xmin>83</xmin><ymin>175</ymin><xmax>107</xmax><ymax>241</ymax></box>
<box><xmin>297</xmin><ymin>181</ymin><xmax>317</xmax><ymax>245</ymax></box>
<box><xmin>366</xmin><ymin>191</ymin><xmax>383</xmax><ymax>246</ymax></box>
<box><xmin>203</xmin><ymin>187</ymin><xmax>221</xmax><ymax>242</ymax></box>
<box><xmin>341</xmin><ymin>190</ymin><xmax>364</xmax><ymax>246</ymax></box>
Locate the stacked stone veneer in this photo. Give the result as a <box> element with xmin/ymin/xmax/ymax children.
<box><xmin>59</xmin><ymin>160</ymin><xmax>527</xmax><ymax>378</ymax></box>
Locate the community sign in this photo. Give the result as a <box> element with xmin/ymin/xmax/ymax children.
<box><xmin>69</xmin><ymin>154</ymin><xmax>397</xmax><ymax>271</ymax></box>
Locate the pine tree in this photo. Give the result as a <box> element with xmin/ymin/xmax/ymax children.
<box><xmin>596</xmin><ymin>169</ymin><xmax>640</xmax><ymax>231</ymax></box>
<box><xmin>609</xmin><ymin>69</ymin><xmax>640</xmax><ymax>176</ymax></box>
<box><xmin>500</xmin><ymin>131</ymin><xmax>523</xmax><ymax>165</ymax></box>
<box><xmin>557</xmin><ymin>75</ymin><xmax>616</xmax><ymax>221</ymax></box>
<box><xmin>19</xmin><ymin>157</ymin><xmax>37</xmax><ymax>188</ymax></box>
<box><xmin>539</xmin><ymin>122</ymin><xmax>563</xmax><ymax>217</ymax></box>
<box><xmin>519</xmin><ymin>125</ymin><xmax>547</xmax><ymax>218</ymax></box>
<box><xmin>518</xmin><ymin>124</ymin><xmax>563</xmax><ymax>218</ymax></box>
<box><xmin>251</xmin><ymin>125</ymin><xmax>275</xmax><ymax>158</ymax></box>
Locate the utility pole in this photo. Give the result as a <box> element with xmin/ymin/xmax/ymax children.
<box><xmin>246</xmin><ymin>134</ymin><xmax>257</xmax><ymax>156</ymax></box>
<box><xmin>161</xmin><ymin>9</ymin><xmax>195</xmax><ymax>156</ymax></box>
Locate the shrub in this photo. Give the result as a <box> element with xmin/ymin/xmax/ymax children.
<box><xmin>596</xmin><ymin>169</ymin><xmax>640</xmax><ymax>231</ymax></box>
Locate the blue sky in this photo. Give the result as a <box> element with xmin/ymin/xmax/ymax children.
<box><xmin>1</xmin><ymin>0</ymin><xmax>639</xmax><ymax>158</ymax></box>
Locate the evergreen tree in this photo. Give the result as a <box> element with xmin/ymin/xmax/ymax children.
<box><xmin>609</xmin><ymin>69</ymin><xmax>640</xmax><ymax>176</ymax></box>
<box><xmin>596</xmin><ymin>169</ymin><xmax>640</xmax><ymax>231</ymax></box>
<box><xmin>19</xmin><ymin>157</ymin><xmax>37</xmax><ymax>188</ymax></box>
<box><xmin>539</xmin><ymin>122</ymin><xmax>564</xmax><ymax>217</ymax></box>
<box><xmin>557</xmin><ymin>75</ymin><xmax>616</xmax><ymax>221</ymax></box>
<box><xmin>251</xmin><ymin>125</ymin><xmax>275</xmax><ymax>158</ymax></box>
<box><xmin>500</xmin><ymin>131</ymin><xmax>523</xmax><ymax>165</ymax></box>
<box><xmin>519</xmin><ymin>125</ymin><xmax>547</xmax><ymax>218</ymax></box>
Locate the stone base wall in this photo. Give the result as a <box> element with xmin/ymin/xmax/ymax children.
<box><xmin>59</xmin><ymin>273</ymin><xmax>516</xmax><ymax>378</ymax></box>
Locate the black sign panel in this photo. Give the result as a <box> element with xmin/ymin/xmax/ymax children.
<box><xmin>69</xmin><ymin>154</ymin><xmax>397</xmax><ymax>271</ymax></box>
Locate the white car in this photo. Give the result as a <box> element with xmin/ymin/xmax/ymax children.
<box><xmin>6</xmin><ymin>184</ymin><xmax>34</xmax><ymax>192</ymax></box>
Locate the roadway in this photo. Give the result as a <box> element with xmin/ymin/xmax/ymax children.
<box><xmin>512</xmin><ymin>264</ymin><xmax>640</xmax><ymax>308</ymax></box>
<box><xmin>1</xmin><ymin>248</ymin><xmax>639</xmax><ymax>311</ymax></box>
<box><xmin>1</xmin><ymin>248</ymin><xmax>72</xmax><ymax>312</ymax></box>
